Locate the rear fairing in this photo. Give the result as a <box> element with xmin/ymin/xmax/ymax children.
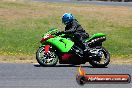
<box><xmin>85</xmin><ymin>33</ymin><xmax>106</xmax><ymax>42</ymax></box>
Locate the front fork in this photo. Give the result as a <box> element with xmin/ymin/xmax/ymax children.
<box><xmin>42</xmin><ymin>45</ymin><xmax>50</xmax><ymax>54</ymax></box>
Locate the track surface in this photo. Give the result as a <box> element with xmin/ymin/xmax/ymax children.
<box><xmin>0</xmin><ymin>63</ymin><xmax>131</xmax><ymax>88</ymax></box>
<box><xmin>32</xmin><ymin>0</ymin><xmax>132</xmax><ymax>7</ymax></box>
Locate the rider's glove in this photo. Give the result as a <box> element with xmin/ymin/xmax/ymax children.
<box><xmin>55</xmin><ymin>31</ymin><xmax>64</xmax><ymax>35</ymax></box>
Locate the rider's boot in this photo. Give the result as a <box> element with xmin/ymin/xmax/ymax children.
<box><xmin>83</xmin><ymin>43</ymin><xmax>91</xmax><ymax>57</ymax></box>
<box><xmin>71</xmin><ymin>45</ymin><xmax>83</xmax><ymax>58</ymax></box>
<box><xmin>83</xmin><ymin>43</ymin><xmax>90</xmax><ymax>51</ymax></box>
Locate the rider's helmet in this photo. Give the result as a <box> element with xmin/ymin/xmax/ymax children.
<box><xmin>62</xmin><ymin>13</ymin><xmax>74</xmax><ymax>25</ymax></box>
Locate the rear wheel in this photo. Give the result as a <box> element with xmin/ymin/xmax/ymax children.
<box><xmin>36</xmin><ymin>46</ymin><xmax>58</xmax><ymax>66</ymax></box>
<box><xmin>88</xmin><ymin>46</ymin><xmax>110</xmax><ymax>68</ymax></box>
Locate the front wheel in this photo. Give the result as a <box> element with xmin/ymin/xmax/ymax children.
<box><xmin>36</xmin><ymin>46</ymin><xmax>58</xmax><ymax>66</ymax></box>
<box><xmin>88</xmin><ymin>46</ymin><xmax>110</xmax><ymax>68</ymax></box>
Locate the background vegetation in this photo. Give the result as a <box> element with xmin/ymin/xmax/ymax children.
<box><xmin>0</xmin><ymin>1</ymin><xmax>131</xmax><ymax>63</ymax></box>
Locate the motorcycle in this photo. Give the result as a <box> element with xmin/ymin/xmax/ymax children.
<box><xmin>36</xmin><ymin>28</ymin><xmax>110</xmax><ymax>67</ymax></box>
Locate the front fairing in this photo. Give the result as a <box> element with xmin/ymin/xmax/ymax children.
<box><xmin>46</xmin><ymin>37</ymin><xmax>74</xmax><ymax>52</ymax></box>
<box><xmin>41</xmin><ymin>28</ymin><xmax>74</xmax><ymax>52</ymax></box>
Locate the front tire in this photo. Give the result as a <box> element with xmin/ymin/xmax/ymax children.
<box><xmin>36</xmin><ymin>46</ymin><xmax>58</xmax><ymax>66</ymax></box>
<box><xmin>88</xmin><ymin>46</ymin><xmax>110</xmax><ymax>68</ymax></box>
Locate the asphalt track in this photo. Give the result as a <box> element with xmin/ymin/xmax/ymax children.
<box><xmin>32</xmin><ymin>0</ymin><xmax>132</xmax><ymax>7</ymax></box>
<box><xmin>0</xmin><ymin>63</ymin><xmax>131</xmax><ymax>88</ymax></box>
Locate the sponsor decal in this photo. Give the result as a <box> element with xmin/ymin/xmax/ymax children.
<box><xmin>76</xmin><ymin>66</ymin><xmax>131</xmax><ymax>85</ymax></box>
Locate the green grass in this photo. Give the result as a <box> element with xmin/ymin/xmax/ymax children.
<box><xmin>0</xmin><ymin>1</ymin><xmax>132</xmax><ymax>59</ymax></box>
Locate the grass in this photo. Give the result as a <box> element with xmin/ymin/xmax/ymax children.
<box><xmin>0</xmin><ymin>1</ymin><xmax>132</xmax><ymax>63</ymax></box>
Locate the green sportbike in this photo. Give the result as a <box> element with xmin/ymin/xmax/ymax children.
<box><xmin>36</xmin><ymin>28</ymin><xmax>110</xmax><ymax>67</ymax></box>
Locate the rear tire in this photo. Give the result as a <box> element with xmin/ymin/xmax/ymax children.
<box><xmin>36</xmin><ymin>46</ymin><xmax>58</xmax><ymax>67</ymax></box>
<box><xmin>88</xmin><ymin>46</ymin><xmax>110</xmax><ymax>68</ymax></box>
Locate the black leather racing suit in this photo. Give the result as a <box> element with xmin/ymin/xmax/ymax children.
<box><xmin>63</xmin><ymin>19</ymin><xmax>89</xmax><ymax>50</ymax></box>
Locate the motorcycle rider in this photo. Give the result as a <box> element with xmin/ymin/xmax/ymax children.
<box><xmin>57</xmin><ymin>13</ymin><xmax>89</xmax><ymax>50</ymax></box>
